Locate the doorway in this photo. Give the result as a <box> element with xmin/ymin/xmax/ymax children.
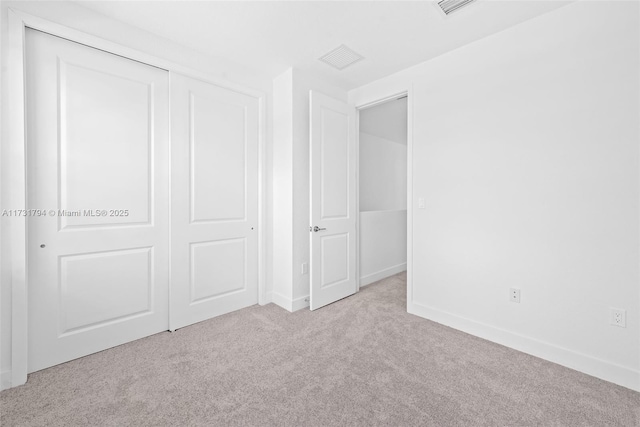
<box><xmin>358</xmin><ymin>96</ymin><xmax>408</xmax><ymax>287</ymax></box>
<box><xmin>308</xmin><ymin>91</ymin><xmax>408</xmax><ymax>310</ymax></box>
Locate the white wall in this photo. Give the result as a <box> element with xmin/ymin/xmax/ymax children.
<box><xmin>0</xmin><ymin>1</ymin><xmax>273</xmax><ymax>389</ymax></box>
<box><xmin>350</xmin><ymin>0</ymin><xmax>640</xmax><ymax>391</ymax></box>
<box><xmin>359</xmin><ymin>98</ymin><xmax>408</xmax><ymax>147</ymax></box>
<box><xmin>271</xmin><ymin>69</ymin><xmax>295</xmax><ymax>307</ymax></box>
<box><xmin>359</xmin><ymin>132</ymin><xmax>407</xmax><ymax>212</ymax></box>
<box><xmin>358</xmin><ymin>123</ymin><xmax>407</xmax><ymax>285</ymax></box>
<box><xmin>360</xmin><ymin>210</ymin><xmax>407</xmax><ymax>286</ymax></box>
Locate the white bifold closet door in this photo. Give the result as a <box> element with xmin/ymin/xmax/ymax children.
<box><xmin>169</xmin><ymin>74</ymin><xmax>259</xmax><ymax>330</ymax></box>
<box><xmin>26</xmin><ymin>29</ymin><xmax>170</xmax><ymax>373</ymax></box>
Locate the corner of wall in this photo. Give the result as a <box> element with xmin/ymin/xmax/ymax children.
<box><xmin>271</xmin><ymin>292</ymin><xmax>309</xmax><ymax>312</ymax></box>
<box><xmin>271</xmin><ymin>69</ymin><xmax>295</xmax><ymax>302</ymax></box>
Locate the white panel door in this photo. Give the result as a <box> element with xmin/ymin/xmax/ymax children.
<box><xmin>170</xmin><ymin>73</ymin><xmax>259</xmax><ymax>330</ymax></box>
<box><xmin>309</xmin><ymin>91</ymin><xmax>357</xmax><ymax>310</ymax></box>
<box><xmin>26</xmin><ymin>29</ymin><xmax>170</xmax><ymax>372</ymax></box>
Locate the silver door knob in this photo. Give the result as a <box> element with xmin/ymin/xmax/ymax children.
<box><xmin>312</xmin><ymin>226</ymin><xmax>326</xmax><ymax>232</ymax></box>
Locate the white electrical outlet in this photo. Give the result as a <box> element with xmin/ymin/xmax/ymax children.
<box><xmin>510</xmin><ymin>288</ymin><xmax>521</xmax><ymax>303</ymax></box>
<box><xmin>301</xmin><ymin>262</ymin><xmax>309</xmax><ymax>275</ymax></box>
<box><xmin>610</xmin><ymin>308</ymin><xmax>626</xmax><ymax>328</ymax></box>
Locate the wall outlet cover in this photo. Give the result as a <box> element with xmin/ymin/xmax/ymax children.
<box><xmin>610</xmin><ymin>308</ymin><xmax>626</xmax><ymax>328</ymax></box>
<box><xmin>510</xmin><ymin>288</ymin><xmax>521</xmax><ymax>303</ymax></box>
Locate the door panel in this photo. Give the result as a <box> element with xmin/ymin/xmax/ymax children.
<box><xmin>310</xmin><ymin>91</ymin><xmax>357</xmax><ymax>310</ymax></box>
<box><xmin>26</xmin><ymin>29</ymin><xmax>170</xmax><ymax>372</ymax></box>
<box><xmin>190</xmin><ymin>239</ymin><xmax>247</xmax><ymax>302</ymax></box>
<box><xmin>321</xmin><ymin>233</ymin><xmax>349</xmax><ymax>288</ymax></box>
<box><xmin>171</xmin><ymin>73</ymin><xmax>259</xmax><ymax>330</ymax></box>
<box><xmin>320</xmin><ymin>108</ymin><xmax>350</xmax><ymax>219</ymax></box>
<box><xmin>191</xmin><ymin>94</ymin><xmax>248</xmax><ymax>222</ymax></box>
<box><xmin>59</xmin><ymin>61</ymin><xmax>152</xmax><ymax>229</ymax></box>
<box><xmin>59</xmin><ymin>248</ymin><xmax>153</xmax><ymax>333</ymax></box>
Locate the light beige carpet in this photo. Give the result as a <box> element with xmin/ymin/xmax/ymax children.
<box><xmin>1</xmin><ymin>272</ymin><xmax>639</xmax><ymax>426</ymax></box>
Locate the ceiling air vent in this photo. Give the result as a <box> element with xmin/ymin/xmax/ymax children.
<box><xmin>436</xmin><ymin>0</ymin><xmax>477</xmax><ymax>16</ymax></box>
<box><xmin>319</xmin><ymin>45</ymin><xmax>364</xmax><ymax>71</ymax></box>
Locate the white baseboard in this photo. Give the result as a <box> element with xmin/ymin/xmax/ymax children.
<box><xmin>292</xmin><ymin>295</ymin><xmax>310</xmax><ymax>311</ymax></box>
<box><xmin>260</xmin><ymin>291</ymin><xmax>272</xmax><ymax>306</ymax></box>
<box><xmin>360</xmin><ymin>263</ymin><xmax>406</xmax><ymax>287</ymax></box>
<box><xmin>271</xmin><ymin>291</ymin><xmax>292</xmax><ymax>312</ymax></box>
<box><xmin>1</xmin><ymin>370</ymin><xmax>11</xmax><ymax>391</ymax></box>
<box><xmin>408</xmin><ymin>301</ymin><xmax>640</xmax><ymax>392</ymax></box>
<box><xmin>271</xmin><ymin>292</ymin><xmax>309</xmax><ymax>312</ymax></box>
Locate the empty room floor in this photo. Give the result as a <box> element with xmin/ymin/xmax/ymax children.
<box><xmin>1</xmin><ymin>273</ymin><xmax>638</xmax><ymax>426</ymax></box>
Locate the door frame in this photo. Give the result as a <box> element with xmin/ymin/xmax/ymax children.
<box><xmin>4</xmin><ymin>9</ymin><xmax>268</xmax><ymax>388</ymax></box>
<box><xmin>352</xmin><ymin>87</ymin><xmax>413</xmax><ymax>304</ymax></box>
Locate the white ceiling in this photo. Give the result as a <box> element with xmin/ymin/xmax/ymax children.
<box><xmin>75</xmin><ymin>1</ymin><xmax>571</xmax><ymax>90</ymax></box>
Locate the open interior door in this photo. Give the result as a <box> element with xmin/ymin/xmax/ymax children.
<box><xmin>309</xmin><ymin>91</ymin><xmax>357</xmax><ymax>310</ymax></box>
